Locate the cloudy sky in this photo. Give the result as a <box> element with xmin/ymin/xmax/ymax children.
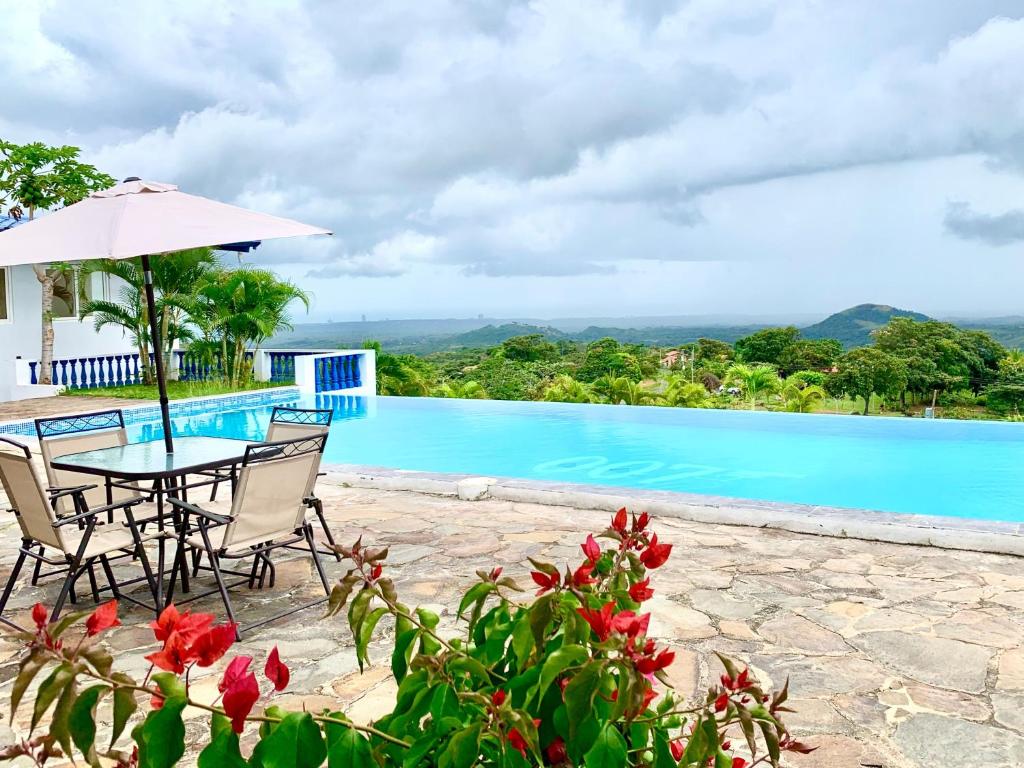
<box><xmin>5</xmin><ymin>1</ymin><xmax>1024</xmax><ymax>322</ymax></box>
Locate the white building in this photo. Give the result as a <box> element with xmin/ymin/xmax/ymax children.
<box><xmin>0</xmin><ymin>261</ymin><xmax>135</xmax><ymax>402</ymax></box>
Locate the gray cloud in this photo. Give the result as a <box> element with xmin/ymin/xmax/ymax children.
<box><xmin>4</xmin><ymin>1</ymin><xmax>1024</xmax><ymax>316</ymax></box>
<box><xmin>945</xmin><ymin>201</ymin><xmax>1024</xmax><ymax>246</ymax></box>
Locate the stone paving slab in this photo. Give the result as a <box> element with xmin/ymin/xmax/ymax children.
<box><xmin>0</xmin><ymin>395</ymin><xmax>148</xmax><ymax>424</ymax></box>
<box><xmin>2</xmin><ymin>481</ymin><xmax>1024</xmax><ymax>766</ymax></box>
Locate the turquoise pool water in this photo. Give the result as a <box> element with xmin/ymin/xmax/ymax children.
<box><xmin>131</xmin><ymin>394</ymin><xmax>1024</xmax><ymax>522</ymax></box>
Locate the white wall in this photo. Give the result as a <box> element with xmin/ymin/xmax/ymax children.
<box><xmin>0</xmin><ymin>265</ymin><xmax>135</xmax><ymax>402</ymax></box>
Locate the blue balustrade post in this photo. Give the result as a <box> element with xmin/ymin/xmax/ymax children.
<box><xmin>87</xmin><ymin>358</ymin><xmax>97</xmax><ymax>388</ymax></box>
<box><xmin>69</xmin><ymin>360</ymin><xmax>79</xmax><ymax>389</ymax></box>
<box><xmin>353</xmin><ymin>355</ymin><xmax>362</xmax><ymax>387</ymax></box>
<box><xmin>29</xmin><ymin>362</ymin><xmax>37</xmax><ymax>385</ymax></box>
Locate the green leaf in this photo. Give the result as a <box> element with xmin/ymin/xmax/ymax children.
<box><xmin>457</xmin><ymin>582</ymin><xmax>493</xmax><ymax>635</ymax></box>
<box><xmin>81</xmin><ymin>644</ymin><xmax>113</xmax><ymax>677</ymax></box>
<box><xmin>69</xmin><ymin>684</ymin><xmax>107</xmax><ymax>767</ymax></box>
<box><xmin>392</xmin><ymin>628</ymin><xmax>419</xmax><ymax>683</ymax></box>
<box><xmin>564</xmin><ymin>662</ymin><xmax>605</xmax><ymax>743</ymax></box>
<box><xmin>151</xmin><ymin>671</ymin><xmax>187</xmax><ymax>699</ymax></box>
<box><xmin>347</xmin><ymin>587</ymin><xmax>374</xmax><ymax>659</ymax></box>
<box><xmin>584</xmin><ymin>724</ymin><xmax>628</xmax><ymax>768</ymax></box>
<box><xmin>136</xmin><ymin>696</ymin><xmax>187</xmax><ymax>768</ymax></box>
<box><xmin>50</xmin><ymin>674</ymin><xmax>77</xmax><ymax>760</ymax></box>
<box><xmin>252</xmin><ymin>712</ymin><xmax>327</xmax><ymax>768</ymax></box>
<box><xmin>511</xmin><ymin>613</ymin><xmax>534</xmax><ymax>669</ymax></box>
<box><xmin>429</xmin><ymin>684</ymin><xmax>460</xmax><ymax>722</ymax></box>
<box><xmin>48</xmin><ymin>609</ymin><xmax>88</xmax><ymax>639</ymax></box>
<box><xmin>437</xmin><ymin>723</ymin><xmax>482</xmax><ymax>768</ymax></box>
<box><xmin>758</xmin><ymin>720</ymin><xmax>781</xmax><ymax>768</ymax></box>
<box><xmin>529</xmin><ymin>593</ymin><xmax>555</xmax><ymax>651</ymax></box>
<box><xmin>198</xmin><ymin>727</ymin><xmax>249</xmax><ymax>768</ymax></box>
<box><xmin>110</xmin><ymin>673</ymin><xmax>138</xmax><ymax>748</ymax></box>
<box><xmin>10</xmin><ymin>648</ymin><xmax>48</xmax><ymax>723</ymax></box>
<box><xmin>31</xmin><ymin>662</ymin><xmax>75</xmax><ymax>733</ymax></box>
<box><xmin>356</xmin><ymin>606</ymin><xmax>388</xmax><ymax>670</ymax></box>
<box><xmin>326</xmin><ymin>725</ymin><xmax>373</xmax><ymax>768</ymax></box>
<box><xmin>536</xmin><ymin>644</ymin><xmax>588</xmax><ymax>704</ymax></box>
<box><xmin>402</xmin><ymin>732</ymin><xmax>441</xmax><ymax>768</ymax></box>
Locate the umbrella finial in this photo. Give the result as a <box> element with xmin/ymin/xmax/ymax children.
<box><xmin>123</xmin><ymin>176</ymin><xmax>141</xmax><ymax>182</ymax></box>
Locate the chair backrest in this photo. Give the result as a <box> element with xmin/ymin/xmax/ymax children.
<box><xmin>220</xmin><ymin>434</ymin><xmax>327</xmax><ymax>550</ymax></box>
<box><xmin>0</xmin><ymin>437</ymin><xmax>65</xmax><ymax>550</ymax></box>
<box><xmin>265</xmin><ymin>407</ymin><xmax>332</xmax><ymax>495</ymax></box>
<box><xmin>35</xmin><ymin>410</ymin><xmax>138</xmax><ymax>513</ymax></box>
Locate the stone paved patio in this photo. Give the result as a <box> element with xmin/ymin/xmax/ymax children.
<box><xmin>2</xmin><ymin>479</ymin><xmax>1024</xmax><ymax>766</ymax></box>
<box><xmin>0</xmin><ymin>395</ymin><xmax>147</xmax><ymax>424</ymax></box>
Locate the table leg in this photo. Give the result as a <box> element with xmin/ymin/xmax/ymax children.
<box><xmin>155</xmin><ymin>477</ymin><xmax>165</xmax><ymax>607</ymax></box>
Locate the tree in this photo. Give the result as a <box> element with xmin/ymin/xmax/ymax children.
<box><xmin>734</xmin><ymin>326</ymin><xmax>800</xmax><ymax>366</ymax></box>
<box><xmin>663</xmin><ymin>377</ymin><xmax>709</xmax><ymax>408</ymax></box>
<box><xmin>434</xmin><ymin>380</ymin><xmax>488</xmax><ymax>399</ymax></box>
<box><xmin>577</xmin><ymin>338</ymin><xmax>643</xmax><ymax>382</ymax></box>
<box><xmin>724</xmin><ymin>363</ymin><xmax>781</xmax><ymax>410</ymax></box>
<box><xmin>694</xmin><ymin>338</ymin><xmax>734</xmax><ymax>366</ymax></box>
<box><xmin>498</xmin><ymin>334</ymin><xmax>558</xmax><ymax>362</ymax></box>
<box><xmin>829</xmin><ymin>347</ymin><xmax>907</xmax><ymax>415</ymax></box>
<box><xmin>0</xmin><ymin>141</ymin><xmax>114</xmax><ymax>383</ymax></box>
<box><xmin>542</xmin><ymin>374</ymin><xmax>595</xmax><ymax>404</ymax></box>
<box><xmin>782</xmin><ymin>383</ymin><xmax>826</xmax><ymax>413</ymax></box>
<box><xmin>192</xmin><ymin>267</ymin><xmax>309</xmax><ymax>385</ymax></box>
<box><xmin>777</xmin><ymin>338</ymin><xmax>842</xmax><ymax>376</ymax></box>
<box><xmin>786</xmin><ymin>370</ymin><xmax>827</xmax><ymax>388</ymax></box>
<box><xmin>592</xmin><ymin>375</ymin><xmax>635</xmax><ymax>404</ymax></box>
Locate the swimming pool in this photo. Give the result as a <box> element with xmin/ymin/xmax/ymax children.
<box><xmin>126</xmin><ymin>393</ymin><xmax>1024</xmax><ymax>523</ymax></box>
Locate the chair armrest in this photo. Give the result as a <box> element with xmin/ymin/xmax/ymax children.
<box><xmin>168</xmin><ymin>497</ymin><xmax>231</xmax><ymax>525</ymax></box>
<box><xmin>52</xmin><ymin>497</ymin><xmax>146</xmax><ymax>526</ymax></box>
<box><xmin>48</xmin><ymin>484</ymin><xmax>98</xmax><ymax>501</ymax></box>
<box><xmin>53</xmin><ymin>508</ymin><xmax>103</xmax><ymax>527</ymax></box>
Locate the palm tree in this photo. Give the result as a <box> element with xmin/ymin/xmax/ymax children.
<box><xmin>434</xmin><ymin>380</ymin><xmax>488</xmax><ymax>399</ymax></box>
<box><xmin>620</xmin><ymin>381</ymin><xmax>659</xmax><ymax>406</ymax></box>
<box><xmin>543</xmin><ymin>375</ymin><xmax>595</xmax><ymax>404</ymax></box>
<box><xmin>592</xmin><ymin>375</ymin><xmax>632</xmax><ymax>404</ymax></box>
<box><xmin>192</xmin><ymin>267</ymin><xmax>309</xmax><ymax>386</ymax></box>
<box><xmin>782</xmin><ymin>383</ymin><xmax>826</xmax><ymax>413</ymax></box>
<box><xmin>725</xmin><ymin>363</ymin><xmax>780</xmax><ymax>410</ymax></box>
<box><xmin>364</xmin><ymin>340</ymin><xmax>432</xmax><ymax>396</ymax></box>
<box><xmin>663</xmin><ymin>378</ymin><xmax>709</xmax><ymax>408</ymax></box>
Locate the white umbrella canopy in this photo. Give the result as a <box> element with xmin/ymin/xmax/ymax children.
<box><xmin>0</xmin><ymin>178</ymin><xmax>332</xmax><ymax>451</ymax></box>
<box><xmin>0</xmin><ymin>179</ymin><xmax>331</xmax><ymax>264</ymax></box>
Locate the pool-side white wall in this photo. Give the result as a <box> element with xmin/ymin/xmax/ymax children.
<box><xmin>0</xmin><ymin>265</ymin><xmax>135</xmax><ymax>402</ymax></box>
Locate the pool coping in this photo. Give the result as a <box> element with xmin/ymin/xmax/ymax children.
<box><xmin>0</xmin><ymin>386</ymin><xmax>302</xmax><ymax>437</ymax></box>
<box><xmin>320</xmin><ymin>463</ymin><xmax>1024</xmax><ymax>557</ymax></box>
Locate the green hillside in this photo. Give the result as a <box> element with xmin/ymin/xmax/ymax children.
<box><xmin>802</xmin><ymin>304</ymin><xmax>930</xmax><ymax>347</ymax></box>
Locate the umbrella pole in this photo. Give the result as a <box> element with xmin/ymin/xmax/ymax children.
<box><xmin>141</xmin><ymin>253</ymin><xmax>174</xmax><ymax>452</ymax></box>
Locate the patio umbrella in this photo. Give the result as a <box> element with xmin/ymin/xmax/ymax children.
<box><xmin>0</xmin><ymin>178</ymin><xmax>331</xmax><ymax>451</ymax></box>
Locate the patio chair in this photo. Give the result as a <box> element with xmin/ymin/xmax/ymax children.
<box><xmin>165</xmin><ymin>433</ymin><xmax>331</xmax><ymax>637</ymax></box>
<box><xmin>204</xmin><ymin>406</ymin><xmax>339</xmax><ymax>559</ymax></box>
<box><xmin>0</xmin><ymin>437</ymin><xmax>160</xmax><ymax>630</ymax></box>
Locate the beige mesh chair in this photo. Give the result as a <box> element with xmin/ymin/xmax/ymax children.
<box><xmin>166</xmin><ymin>434</ymin><xmax>331</xmax><ymax>637</ymax></box>
<box><xmin>0</xmin><ymin>437</ymin><xmax>159</xmax><ymax>630</ymax></box>
<box><xmin>203</xmin><ymin>406</ymin><xmax>339</xmax><ymax>559</ymax></box>
<box><xmin>35</xmin><ymin>410</ymin><xmax>145</xmax><ymax>515</ymax></box>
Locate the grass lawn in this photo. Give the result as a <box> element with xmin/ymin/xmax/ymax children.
<box><xmin>59</xmin><ymin>380</ymin><xmax>286</xmax><ymax>401</ymax></box>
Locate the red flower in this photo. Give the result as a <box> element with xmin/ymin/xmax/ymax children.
<box><xmin>219</xmin><ymin>655</ymin><xmax>254</xmax><ymax>693</ymax></box>
<box><xmin>222</xmin><ymin>669</ymin><xmax>260</xmax><ymax>734</ymax></box>
<box><xmin>635</xmin><ymin>648</ymin><xmax>674</xmax><ymax>676</ymax></box>
<box><xmin>611</xmin><ymin>507</ymin><xmax>628</xmax><ymax>534</ymax></box>
<box><xmin>150</xmin><ymin>604</ymin><xmax>214</xmax><ymax>644</ymax></box>
<box><xmin>714</xmin><ymin>692</ymin><xmax>729</xmax><ymax>712</ymax></box>
<box><xmin>505</xmin><ymin>719</ymin><xmax>539</xmax><ymax>759</ymax></box>
<box><xmin>633</xmin><ymin>511</ymin><xmax>650</xmax><ymax>533</ymax></box>
<box><xmin>732</xmin><ymin>759</ymin><xmax>747</xmax><ymax>768</ymax></box>
<box><xmin>369</xmin><ymin>564</ymin><xmax>383</xmax><ymax>581</ymax></box>
<box><xmin>85</xmin><ymin>600</ymin><xmax>120</xmax><ymax>636</ymax></box>
<box><xmin>31</xmin><ymin>603</ymin><xmax>47</xmax><ymax>630</ymax></box>
<box><xmin>489</xmin><ymin>567</ymin><xmax>503</xmax><ymax>581</ymax></box>
<box><xmin>264</xmin><ymin>646</ymin><xmax>290</xmax><ymax>691</ymax></box>
<box><xmin>531</xmin><ymin>571</ymin><xmax>559</xmax><ymax>595</ymax></box>
<box><xmin>491</xmin><ymin>689</ymin><xmax>506</xmax><ymax>707</ymax></box>
<box><xmin>641</xmin><ymin>684</ymin><xmax>657</xmax><ymax>711</ymax></box>
<box><xmin>610</xmin><ymin>610</ymin><xmax>650</xmax><ymax>639</ymax></box>
<box><xmin>145</xmin><ymin>632</ymin><xmax>191</xmax><ymax>674</ymax></box>
<box><xmin>569</xmin><ymin>562</ymin><xmax>596</xmax><ymax>588</ymax></box>
<box><xmin>628</xmin><ymin>578</ymin><xmax>653</xmax><ymax>602</ymax></box>
<box><xmin>546</xmin><ymin>736</ymin><xmax>567</xmax><ymax>764</ymax></box>
<box><xmin>639</xmin><ymin>533</ymin><xmax>672</xmax><ymax>569</ymax></box>
<box><xmin>581</xmin><ymin>534</ymin><xmax>601</xmax><ymax>563</ymax></box>
<box><xmin>577</xmin><ymin>601</ymin><xmax>616</xmax><ymax>642</ymax></box>
<box><xmin>192</xmin><ymin>624</ymin><xmax>237</xmax><ymax>667</ymax></box>
<box><xmin>721</xmin><ymin>668</ymin><xmax>750</xmax><ymax>691</ymax></box>
<box><xmin>670</xmin><ymin>739</ymin><xmax>685</xmax><ymax>761</ymax></box>
<box><xmin>150</xmin><ymin>693</ymin><xmax>164</xmax><ymax>710</ymax></box>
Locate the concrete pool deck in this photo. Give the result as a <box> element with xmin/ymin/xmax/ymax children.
<box><xmin>2</xmin><ymin>477</ymin><xmax>1024</xmax><ymax>766</ymax></box>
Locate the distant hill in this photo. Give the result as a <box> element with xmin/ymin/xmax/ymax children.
<box><xmin>447</xmin><ymin>323</ymin><xmax>569</xmax><ymax>347</ymax></box>
<box><xmin>802</xmin><ymin>304</ymin><xmax>930</xmax><ymax>347</ymax></box>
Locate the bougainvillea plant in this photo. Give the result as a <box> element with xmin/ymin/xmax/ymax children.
<box><xmin>1</xmin><ymin>509</ymin><xmax>813</xmax><ymax>766</ymax></box>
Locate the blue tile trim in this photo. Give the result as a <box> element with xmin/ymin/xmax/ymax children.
<box><xmin>0</xmin><ymin>387</ymin><xmax>301</xmax><ymax>437</ymax></box>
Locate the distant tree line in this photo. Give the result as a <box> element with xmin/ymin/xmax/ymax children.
<box><xmin>363</xmin><ymin>317</ymin><xmax>1024</xmax><ymax>420</ymax></box>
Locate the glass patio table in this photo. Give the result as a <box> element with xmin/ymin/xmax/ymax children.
<box><xmin>50</xmin><ymin>436</ymin><xmax>252</xmax><ymax>607</ymax></box>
